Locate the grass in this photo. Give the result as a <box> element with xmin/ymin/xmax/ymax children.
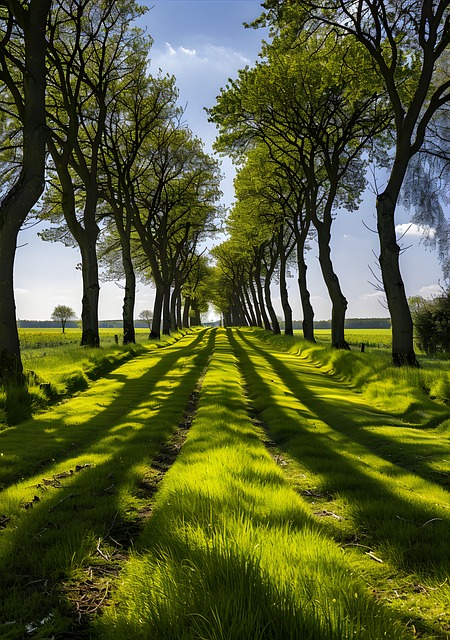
<box><xmin>0</xmin><ymin>328</ymin><xmax>185</xmax><ymax>426</ymax></box>
<box><xmin>0</xmin><ymin>328</ymin><xmax>214</xmax><ymax>639</ymax></box>
<box><xmin>97</xmin><ymin>328</ymin><xmax>407</xmax><ymax>640</ymax></box>
<box><xmin>0</xmin><ymin>327</ymin><xmax>449</xmax><ymax>638</ymax></box>
<box><xmin>228</xmin><ymin>328</ymin><xmax>450</xmax><ymax>638</ymax></box>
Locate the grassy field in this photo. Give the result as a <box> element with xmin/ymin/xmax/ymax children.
<box><xmin>0</xmin><ymin>327</ymin><xmax>449</xmax><ymax>638</ymax></box>
<box><xmin>303</xmin><ymin>328</ymin><xmax>393</xmax><ymax>350</ymax></box>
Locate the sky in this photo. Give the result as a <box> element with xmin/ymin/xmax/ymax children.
<box><xmin>14</xmin><ymin>0</ymin><xmax>445</xmax><ymax>322</ymax></box>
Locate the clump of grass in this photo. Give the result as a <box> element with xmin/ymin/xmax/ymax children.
<box><xmin>97</xmin><ymin>329</ymin><xmax>407</xmax><ymax>640</ymax></box>
<box><xmin>64</xmin><ymin>369</ymin><xmax>90</xmax><ymax>394</ymax></box>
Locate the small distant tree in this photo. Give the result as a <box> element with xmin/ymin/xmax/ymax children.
<box><xmin>138</xmin><ymin>309</ymin><xmax>153</xmax><ymax>330</ymax></box>
<box><xmin>51</xmin><ymin>305</ymin><xmax>77</xmax><ymax>334</ymax></box>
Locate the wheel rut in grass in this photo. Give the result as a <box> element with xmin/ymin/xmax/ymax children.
<box><xmin>62</xmin><ymin>361</ymin><xmax>209</xmax><ymax>634</ymax></box>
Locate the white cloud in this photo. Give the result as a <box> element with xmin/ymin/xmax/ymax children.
<box><xmin>165</xmin><ymin>42</ymin><xmax>176</xmax><ymax>56</ymax></box>
<box><xmin>152</xmin><ymin>42</ymin><xmax>250</xmax><ymax>79</ymax></box>
<box><xmin>395</xmin><ymin>223</ymin><xmax>436</xmax><ymax>238</ymax></box>
<box><xmin>15</xmin><ymin>288</ymin><xmax>30</xmax><ymax>295</ymax></box>
<box><xmin>418</xmin><ymin>284</ymin><xmax>443</xmax><ymax>299</ymax></box>
<box><xmin>180</xmin><ymin>46</ymin><xmax>196</xmax><ymax>56</ymax></box>
<box><xmin>359</xmin><ymin>291</ymin><xmax>385</xmax><ymax>300</ymax></box>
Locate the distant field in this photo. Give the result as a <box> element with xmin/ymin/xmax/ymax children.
<box><xmin>19</xmin><ymin>327</ymin><xmax>151</xmax><ymax>350</ymax></box>
<box><xmin>295</xmin><ymin>328</ymin><xmax>392</xmax><ymax>349</ymax></box>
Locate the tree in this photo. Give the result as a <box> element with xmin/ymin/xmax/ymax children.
<box><xmin>131</xmin><ymin>124</ymin><xmax>221</xmax><ymax>338</ymax></box>
<box><xmin>138</xmin><ymin>309</ymin><xmax>153</xmax><ymax>331</ymax></box>
<box><xmin>0</xmin><ymin>0</ymin><xmax>52</xmax><ymax>381</ymax></box>
<box><xmin>51</xmin><ymin>305</ymin><xmax>77</xmax><ymax>333</ymax></box>
<box><xmin>100</xmin><ymin>64</ymin><xmax>179</xmax><ymax>344</ymax></box>
<box><xmin>209</xmin><ymin>32</ymin><xmax>389</xmax><ymax>348</ymax></box>
<box><xmin>44</xmin><ymin>0</ymin><xmax>147</xmax><ymax>347</ymax></box>
<box><xmin>258</xmin><ymin>0</ymin><xmax>450</xmax><ymax>364</ymax></box>
<box><xmin>410</xmin><ymin>291</ymin><xmax>450</xmax><ymax>355</ymax></box>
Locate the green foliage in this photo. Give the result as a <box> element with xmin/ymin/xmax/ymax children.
<box><xmin>410</xmin><ymin>291</ymin><xmax>450</xmax><ymax>355</ymax></box>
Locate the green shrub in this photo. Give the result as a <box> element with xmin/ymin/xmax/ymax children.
<box><xmin>64</xmin><ymin>370</ymin><xmax>89</xmax><ymax>394</ymax></box>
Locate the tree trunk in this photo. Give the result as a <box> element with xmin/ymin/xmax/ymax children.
<box><xmin>264</xmin><ymin>276</ymin><xmax>280</xmax><ymax>334</ymax></box>
<box><xmin>292</xmin><ymin>212</ymin><xmax>315</xmax><ymax>342</ymax></box>
<box><xmin>278</xmin><ymin>232</ymin><xmax>293</xmax><ymax>336</ymax></box>
<box><xmin>249</xmin><ymin>278</ymin><xmax>263</xmax><ymax>327</ymax></box>
<box><xmin>0</xmin><ymin>0</ymin><xmax>50</xmax><ymax>381</ymax></box>
<box><xmin>377</xmin><ymin>190</ymin><xmax>418</xmax><ymax>366</ymax></box>
<box><xmin>297</xmin><ymin>257</ymin><xmax>315</xmax><ymax>342</ymax></box>
<box><xmin>117</xmin><ymin>214</ymin><xmax>136</xmax><ymax>344</ymax></box>
<box><xmin>170</xmin><ymin>286</ymin><xmax>177</xmax><ymax>332</ymax></box>
<box><xmin>176</xmin><ymin>290</ymin><xmax>182</xmax><ymax>330</ymax></box>
<box><xmin>122</xmin><ymin>256</ymin><xmax>136</xmax><ymax>345</ymax></box>
<box><xmin>80</xmin><ymin>240</ymin><xmax>100</xmax><ymax>347</ymax></box>
<box><xmin>316</xmin><ymin>222</ymin><xmax>349</xmax><ymax>349</ymax></box>
<box><xmin>183</xmin><ymin>296</ymin><xmax>191</xmax><ymax>329</ymax></box>
<box><xmin>243</xmin><ymin>286</ymin><xmax>257</xmax><ymax>326</ymax></box>
<box><xmin>254</xmin><ymin>261</ymin><xmax>271</xmax><ymax>330</ymax></box>
<box><xmin>150</xmin><ymin>284</ymin><xmax>164</xmax><ymax>339</ymax></box>
<box><xmin>0</xmin><ymin>230</ymin><xmax>22</xmax><ymax>379</ymax></box>
<box><xmin>162</xmin><ymin>282</ymin><xmax>171</xmax><ymax>335</ymax></box>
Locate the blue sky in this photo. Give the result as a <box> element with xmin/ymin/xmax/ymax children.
<box><xmin>14</xmin><ymin>0</ymin><xmax>444</xmax><ymax>322</ymax></box>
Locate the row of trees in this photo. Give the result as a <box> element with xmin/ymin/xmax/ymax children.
<box><xmin>1</xmin><ymin>1</ymin><xmax>449</xmax><ymax>381</ymax></box>
<box><xmin>208</xmin><ymin>0</ymin><xmax>450</xmax><ymax>365</ymax></box>
<box><xmin>0</xmin><ymin>0</ymin><xmax>222</xmax><ymax>381</ymax></box>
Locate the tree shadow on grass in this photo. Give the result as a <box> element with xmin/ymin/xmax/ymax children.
<box><xmin>233</xmin><ymin>329</ymin><xmax>450</xmax><ymax>492</ymax></box>
<box><xmin>229</xmin><ymin>330</ymin><xmax>450</xmax><ymax>581</ymax></box>
<box><xmin>0</xmin><ymin>329</ymin><xmax>212</xmax><ymax>487</ymax></box>
<box><xmin>0</xmin><ymin>329</ymin><xmax>216</xmax><ymax>639</ymax></box>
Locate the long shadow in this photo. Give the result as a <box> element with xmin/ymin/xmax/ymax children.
<box><xmin>228</xmin><ymin>330</ymin><xmax>450</xmax><ymax>584</ymax></box>
<box><xmin>234</xmin><ymin>329</ymin><xmax>450</xmax><ymax>492</ymax></box>
<box><xmin>0</xmin><ymin>330</ymin><xmax>216</xmax><ymax>639</ymax></box>
<box><xmin>0</xmin><ymin>329</ymin><xmax>211</xmax><ymax>487</ymax></box>
<box><xmin>95</xmin><ymin>329</ymin><xmax>412</xmax><ymax>640</ymax></box>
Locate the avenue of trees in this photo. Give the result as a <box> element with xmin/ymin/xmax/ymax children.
<box><xmin>0</xmin><ymin>0</ymin><xmax>222</xmax><ymax>380</ymax></box>
<box><xmin>1</xmin><ymin>0</ymin><xmax>450</xmax><ymax>382</ymax></box>
<box><xmin>209</xmin><ymin>0</ymin><xmax>450</xmax><ymax>364</ymax></box>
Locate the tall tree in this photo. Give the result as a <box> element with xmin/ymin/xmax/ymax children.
<box><xmin>131</xmin><ymin>125</ymin><xmax>221</xmax><ymax>338</ymax></box>
<box><xmin>100</xmin><ymin>67</ymin><xmax>179</xmax><ymax>343</ymax></box>
<box><xmin>45</xmin><ymin>0</ymin><xmax>147</xmax><ymax>346</ymax></box>
<box><xmin>259</xmin><ymin>0</ymin><xmax>450</xmax><ymax>364</ymax></box>
<box><xmin>0</xmin><ymin>0</ymin><xmax>51</xmax><ymax>380</ymax></box>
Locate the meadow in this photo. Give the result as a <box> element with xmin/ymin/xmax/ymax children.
<box><xmin>0</xmin><ymin>327</ymin><xmax>449</xmax><ymax>639</ymax></box>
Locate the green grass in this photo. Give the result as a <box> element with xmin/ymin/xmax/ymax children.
<box><xmin>228</xmin><ymin>328</ymin><xmax>450</xmax><ymax>638</ymax></box>
<box><xmin>306</xmin><ymin>328</ymin><xmax>393</xmax><ymax>349</ymax></box>
<box><xmin>0</xmin><ymin>328</ymin><xmax>214</xmax><ymax>639</ymax></box>
<box><xmin>0</xmin><ymin>327</ymin><xmax>449</xmax><ymax>639</ymax></box>
<box><xmin>0</xmin><ymin>328</ymin><xmax>186</xmax><ymax>426</ymax></box>
<box><xmin>97</xmin><ymin>328</ymin><xmax>407</xmax><ymax>640</ymax></box>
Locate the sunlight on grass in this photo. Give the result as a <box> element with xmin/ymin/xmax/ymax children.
<box><xmin>0</xmin><ymin>329</ymin><xmax>214</xmax><ymax>638</ymax></box>
<box><xmin>98</xmin><ymin>329</ymin><xmax>407</xmax><ymax>640</ymax></box>
<box><xmin>228</xmin><ymin>328</ymin><xmax>450</xmax><ymax>637</ymax></box>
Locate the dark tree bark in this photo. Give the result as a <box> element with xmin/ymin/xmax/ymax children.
<box><xmin>150</xmin><ymin>283</ymin><xmax>164</xmax><ymax>339</ymax></box>
<box><xmin>278</xmin><ymin>226</ymin><xmax>294</xmax><ymax>336</ymax></box>
<box><xmin>254</xmin><ymin>257</ymin><xmax>272</xmax><ymax>330</ymax></box>
<box><xmin>0</xmin><ymin>0</ymin><xmax>51</xmax><ymax>381</ymax></box>
<box><xmin>183</xmin><ymin>295</ymin><xmax>191</xmax><ymax>328</ymax></box>
<box><xmin>315</xmin><ymin>218</ymin><xmax>349</xmax><ymax>349</ymax></box>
